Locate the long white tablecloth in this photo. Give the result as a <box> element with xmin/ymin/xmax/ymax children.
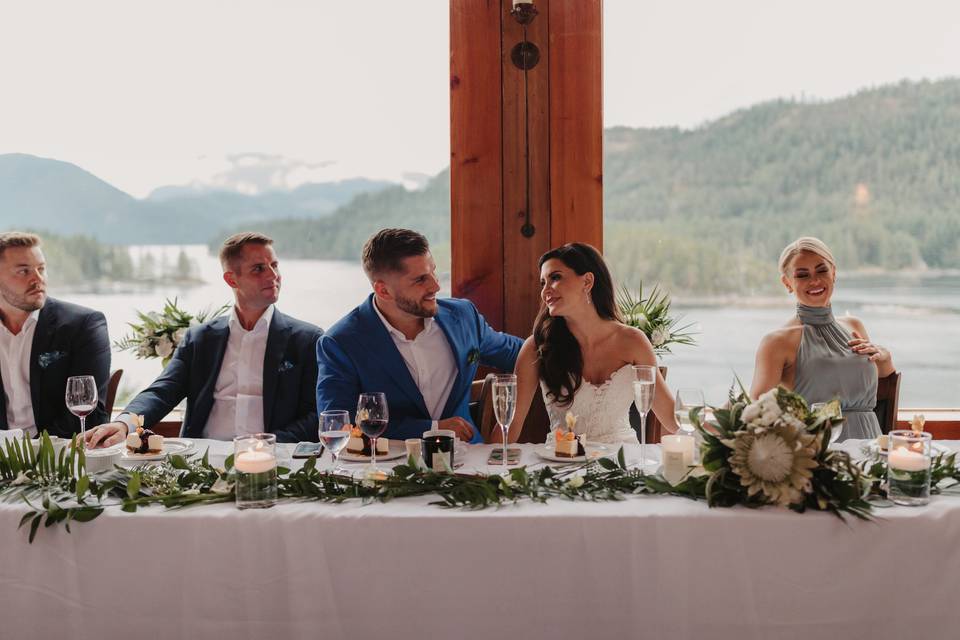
<box><xmin>2</xmin><ymin>439</ymin><xmax>960</xmax><ymax>640</ymax></box>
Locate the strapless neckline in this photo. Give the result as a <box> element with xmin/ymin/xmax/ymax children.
<box><xmin>581</xmin><ymin>363</ymin><xmax>634</xmax><ymax>388</ymax></box>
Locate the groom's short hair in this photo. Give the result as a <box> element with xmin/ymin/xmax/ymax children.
<box><xmin>362</xmin><ymin>228</ymin><xmax>430</xmax><ymax>281</ymax></box>
<box><xmin>0</xmin><ymin>231</ymin><xmax>41</xmax><ymax>260</ymax></box>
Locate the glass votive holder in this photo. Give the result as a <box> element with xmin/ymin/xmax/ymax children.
<box><xmin>234</xmin><ymin>433</ymin><xmax>278</xmax><ymax>509</ymax></box>
<box><xmin>422</xmin><ymin>429</ymin><xmax>455</xmax><ymax>472</ymax></box>
<box><xmin>887</xmin><ymin>430</ymin><xmax>932</xmax><ymax>506</ymax></box>
<box><xmin>660</xmin><ymin>434</ymin><xmax>695</xmax><ymax>486</ymax></box>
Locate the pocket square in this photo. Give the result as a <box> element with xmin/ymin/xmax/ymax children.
<box><xmin>38</xmin><ymin>351</ymin><xmax>68</xmax><ymax>369</ymax></box>
<box><xmin>277</xmin><ymin>360</ymin><xmax>295</xmax><ymax>373</ymax></box>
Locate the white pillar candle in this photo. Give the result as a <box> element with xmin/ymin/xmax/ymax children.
<box><xmin>662</xmin><ymin>434</ymin><xmax>695</xmax><ymax>466</ymax></box>
<box><xmin>888</xmin><ymin>447</ymin><xmax>930</xmax><ymax>472</ymax></box>
<box><xmin>235</xmin><ymin>450</ymin><xmax>276</xmax><ymax>474</ymax></box>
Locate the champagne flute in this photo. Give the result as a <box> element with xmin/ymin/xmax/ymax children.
<box><xmin>65</xmin><ymin>375</ymin><xmax>98</xmax><ymax>450</ymax></box>
<box><xmin>320</xmin><ymin>410</ymin><xmax>351</xmax><ymax>473</ymax></box>
<box><xmin>675</xmin><ymin>388</ymin><xmax>705</xmax><ymax>463</ymax></box>
<box><xmin>492</xmin><ymin>374</ymin><xmax>517</xmax><ymax>469</ymax></box>
<box><xmin>356</xmin><ymin>393</ymin><xmax>389</xmax><ymax>472</ymax></box>
<box><xmin>632</xmin><ymin>365</ymin><xmax>657</xmax><ymax>469</ymax></box>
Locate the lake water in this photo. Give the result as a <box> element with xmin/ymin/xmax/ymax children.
<box><xmin>66</xmin><ymin>246</ymin><xmax>959</xmax><ymax>408</ymax></box>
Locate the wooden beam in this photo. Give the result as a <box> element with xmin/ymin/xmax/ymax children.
<box><xmin>450</xmin><ymin>0</ymin><xmax>505</xmax><ymax>329</ymax></box>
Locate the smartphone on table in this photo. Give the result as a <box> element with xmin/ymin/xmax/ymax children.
<box><xmin>487</xmin><ymin>447</ymin><xmax>522</xmax><ymax>465</ymax></box>
<box><xmin>293</xmin><ymin>442</ymin><xmax>324</xmax><ymax>459</ymax></box>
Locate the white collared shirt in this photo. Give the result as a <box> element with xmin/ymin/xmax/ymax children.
<box><xmin>0</xmin><ymin>310</ymin><xmax>40</xmax><ymax>436</ymax></box>
<box><xmin>372</xmin><ymin>299</ymin><xmax>457</xmax><ymax>424</ymax></box>
<box><xmin>203</xmin><ymin>305</ymin><xmax>275</xmax><ymax>440</ymax></box>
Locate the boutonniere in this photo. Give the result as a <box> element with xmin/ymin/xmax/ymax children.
<box><xmin>466</xmin><ymin>348</ymin><xmax>480</xmax><ymax>365</ymax></box>
<box><xmin>277</xmin><ymin>360</ymin><xmax>295</xmax><ymax>373</ymax></box>
<box><xmin>38</xmin><ymin>351</ymin><xmax>68</xmax><ymax>369</ymax></box>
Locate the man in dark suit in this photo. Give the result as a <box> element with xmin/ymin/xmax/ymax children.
<box><xmin>89</xmin><ymin>232</ymin><xmax>323</xmax><ymax>447</ymax></box>
<box><xmin>0</xmin><ymin>232</ymin><xmax>111</xmax><ymax>438</ymax></box>
<box><xmin>317</xmin><ymin>228</ymin><xmax>522</xmax><ymax>443</ymax></box>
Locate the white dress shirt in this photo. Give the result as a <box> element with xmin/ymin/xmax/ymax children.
<box><xmin>372</xmin><ymin>299</ymin><xmax>457</xmax><ymax>426</ymax></box>
<box><xmin>203</xmin><ymin>305</ymin><xmax>275</xmax><ymax>440</ymax></box>
<box><xmin>0</xmin><ymin>310</ymin><xmax>40</xmax><ymax>436</ymax></box>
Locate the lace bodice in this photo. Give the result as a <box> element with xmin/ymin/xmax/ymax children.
<box><xmin>540</xmin><ymin>364</ymin><xmax>639</xmax><ymax>445</ymax></box>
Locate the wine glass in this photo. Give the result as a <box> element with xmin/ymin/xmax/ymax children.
<box><xmin>675</xmin><ymin>388</ymin><xmax>705</xmax><ymax>463</ymax></box>
<box><xmin>492</xmin><ymin>374</ymin><xmax>517</xmax><ymax>470</ymax></box>
<box><xmin>632</xmin><ymin>365</ymin><xmax>657</xmax><ymax>469</ymax></box>
<box><xmin>320</xmin><ymin>410</ymin><xmax>351</xmax><ymax>473</ymax></box>
<box><xmin>65</xmin><ymin>375</ymin><xmax>98</xmax><ymax>450</ymax></box>
<box><xmin>356</xmin><ymin>393</ymin><xmax>389</xmax><ymax>472</ymax></box>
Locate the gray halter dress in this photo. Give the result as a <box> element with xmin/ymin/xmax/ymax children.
<box><xmin>793</xmin><ymin>304</ymin><xmax>881</xmax><ymax>441</ymax></box>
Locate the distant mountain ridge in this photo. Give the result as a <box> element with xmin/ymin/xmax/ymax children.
<box><xmin>0</xmin><ymin>153</ymin><xmax>394</xmax><ymax>243</ymax></box>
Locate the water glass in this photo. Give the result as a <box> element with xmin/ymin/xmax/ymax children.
<box><xmin>887</xmin><ymin>430</ymin><xmax>932</xmax><ymax>506</ymax></box>
<box><xmin>320</xmin><ymin>410</ymin><xmax>351</xmax><ymax>473</ymax></box>
<box><xmin>234</xmin><ymin>433</ymin><xmax>277</xmax><ymax>509</ymax></box>
<box><xmin>65</xmin><ymin>375</ymin><xmax>98</xmax><ymax>450</ymax></box>
<box><xmin>674</xmin><ymin>388</ymin><xmax>705</xmax><ymax>464</ymax></box>
<box><xmin>492</xmin><ymin>374</ymin><xmax>517</xmax><ymax>469</ymax></box>
<box><xmin>632</xmin><ymin>365</ymin><xmax>657</xmax><ymax>469</ymax></box>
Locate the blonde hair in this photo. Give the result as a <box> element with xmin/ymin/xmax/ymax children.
<box><xmin>778</xmin><ymin>237</ymin><xmax>836</xmax><ymax>275</ymax></box>
<box><xmin>0</xmin><ymin>231</ymin><xmax>41</xmax><ymax>260</ymax></box>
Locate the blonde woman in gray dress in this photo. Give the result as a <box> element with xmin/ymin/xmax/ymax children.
<box><xmin>750</xmin><ymin>237</ymin><xmax>896</xmax><ymax>440</ymax></box>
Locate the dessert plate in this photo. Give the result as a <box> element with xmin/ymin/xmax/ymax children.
<box><xmin>534</xmin><ymin>444</ymin><xmax>608</xmax><ymax>464</ymax></box>
<box><xmin>339</xmin><ymin>440</ymin><xmax>407</xmax><ymax>463</ymax></box>
<box><xmin>122</xmin><ymin>438</ymin><xmax>194</xmax><ymax>462</ymax></box>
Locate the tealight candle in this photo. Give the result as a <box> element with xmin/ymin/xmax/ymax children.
<box><xmin>887</xmin><ymin>430</ymin><xmax>932</xmax><ymax>506</ymax></box>
<box><xmin>234</xmin><ymin>433</ymin><xmax>278</xmax><ymax>509</ymax></box>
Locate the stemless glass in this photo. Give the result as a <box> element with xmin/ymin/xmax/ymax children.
<box><xmin>356</xmin><ymin>392</ymin><xmax>389</xmax><ymax>472</ymax></box>
<box><xmin>65</xmin><ymin>375</ymin><xmax>98</xmax><ymax>449</ymax></box>
<box><xmin>320</xmin><ymin>410</ymin><xmax>351</xmax><ymax>473</ymax></box>
<box><xmin>632</xmin><ymin>365</ymin><xmax>657</xmax><ymax>469</ymax></box>
<box><xmin>675</xmin><ymin>388</ymin><xmax>705</xmax><ymax>463</ymax></box>
<box><xmin>492</xmin><ymin>374</ymin><xmax>517</xmax><ymax>469</ymax></box>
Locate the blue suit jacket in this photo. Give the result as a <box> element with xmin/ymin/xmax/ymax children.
<box><xmin>316</xmin><ymin>295</ymin><xmax>522</xmax><ymax>443</ymax></box>
<box><xmin>126</xmin><ymin>309</ymin><xmax>323</xmax><ymax>443</ymax></box>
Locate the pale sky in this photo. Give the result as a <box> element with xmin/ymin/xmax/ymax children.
<box><xmin>1</xmin><ymin>0</ymin><xmax>958</xmax><ymax>198</ymax></box>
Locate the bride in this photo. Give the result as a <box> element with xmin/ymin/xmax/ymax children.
<box><xmin>490</xmin><ymin>242</ymin><xmax>678</xmax><ymax>445</ymax></box>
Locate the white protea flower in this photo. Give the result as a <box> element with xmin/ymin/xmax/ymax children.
<box><xmin>725</xmin><ymin>423</ymin><xmax>819</xmax><ymax>507</ymax></box>
<box><xmin>156</xmin><ymin>335</ymin><xmax>174</xmax><ymax>358</ymax></box>
<box><xmin>650</xmin><ymin>327</ymin><xmax>670</xmax><ymax>348</ymax></box>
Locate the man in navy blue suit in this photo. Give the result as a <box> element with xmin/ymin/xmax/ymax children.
<box><xmin>316</xmin><ymin>228</ymin><xmax>522</xmax><ymax>443</ymax></box>
<box><xmin>88</xmin><ymin>232</ymin><xmax>323</xmax><ymax>447</ymax></box>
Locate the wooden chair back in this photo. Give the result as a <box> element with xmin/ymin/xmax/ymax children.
<box><xmin>105</xmin><ymin>369</ymin><xmax>123</xmax><ymax>418</ymax></box>
<box><xmin>874</xmin><ymin>371</ymin><xmax>902</xmax><ymax>434</ymax></box>
<box><xmin>470</xmin><ymin>374</ymin><xmax>497</xmax><ymax>442</ymax></box>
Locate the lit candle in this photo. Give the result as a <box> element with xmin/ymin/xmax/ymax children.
<box><xmin>662</xmin><ymin>434</ymin><xmax>695</xmax><ymax>466</ymax></box>
<box><xmin>888</xmin><ymin>447</ymin><xmax>929</xmax><ymax>472</ymax></box>
<box><xmin>235</xmin><ymin>450</ymin><xmax>276</xmax><ymax>474</ymax></box>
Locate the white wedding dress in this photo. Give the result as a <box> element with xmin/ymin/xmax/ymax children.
<box><xmin>540</xmin><ymin>364</ymin><xmax>639</xmax><ymax>445</ymax></box>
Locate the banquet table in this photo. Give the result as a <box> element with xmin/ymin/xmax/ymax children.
<box><xmin>2</xmin><ymin>439</ymin><xmax>960</xmax><ymax>640</ymax></box>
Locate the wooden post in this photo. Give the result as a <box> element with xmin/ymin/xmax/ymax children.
<box><xmin>450</xmin><ymin>0</ymin><xmax>603</xmax><ymax>339</ymax></box>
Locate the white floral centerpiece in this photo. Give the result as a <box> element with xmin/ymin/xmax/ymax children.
<box><xmin>115</xmin><ymin>298</ymin><xmax>229</xmax><ymax>367</ymax></box>
<box><xmin>616</xmin><ymin>283</ymin><xmax>696</xmax><ymax>357</ymax></box>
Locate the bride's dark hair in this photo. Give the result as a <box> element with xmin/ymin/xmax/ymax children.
<box><xmin>534</xmin><ymin>242</ymin><xmax>621</xmax><ymax>407</ymax></box>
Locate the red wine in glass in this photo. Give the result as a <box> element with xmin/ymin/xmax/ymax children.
<box><xmin>356</xmin><ymin>392</ymin><xmax>389</xmax><ymax>471</ymax></box>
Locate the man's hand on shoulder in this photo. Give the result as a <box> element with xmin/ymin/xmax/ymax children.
<box><xmin>85</xmin><ymin>422</ymin><xmax>129</xmax><ymax>449</ymax></box>
<box><xmin>437</xmin><ymin>417</ymin><xmax>475</xmax><ymax>442</ymax></box>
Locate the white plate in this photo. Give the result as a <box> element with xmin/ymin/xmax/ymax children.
<box><xmin>338</xmin><ymin>440</ymin><xmax>408</xmax><ymax>463</ymax></box>
<box><xmin>121</xmin><ymin>438</ymin><xmax>194</xmax><ymax>462</ymax></box>
<box><xmin>534</xmin><ymin>444</ymin><xmax>608</xmax><ymax>464</ymax></box>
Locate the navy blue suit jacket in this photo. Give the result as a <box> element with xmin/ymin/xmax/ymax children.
<box><xmin>125</xmin><ymin>309</ymin><xmax>323</xmax><ymax>443</ymax></box>
<box><xmin>0</xmin><ymin>298</ymin><xmax>111</xmax><ymax>438</ymax></box>
<box><xmin>316</xmin><ymin>295</ymin><xmax>522</xmax><ymax>443</ymax></box>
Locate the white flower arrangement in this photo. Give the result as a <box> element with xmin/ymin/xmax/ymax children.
<box><xmin>115</xmin><ymin>298</ymin><xmax>229</xmax><ymax>367</ymax></box>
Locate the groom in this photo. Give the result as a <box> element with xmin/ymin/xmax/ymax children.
<box><xmin>316</xmin><ymin>228</ymin><xmax>522</xmax><ymax>442</ymax></box>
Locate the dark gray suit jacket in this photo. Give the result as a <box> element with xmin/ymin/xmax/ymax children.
<box><xmin>126</xmin><ymin>309</ymin><xmax>323</xmax><ymax>443</ymax></box>
<box><xmin>0</xmin><ymin>297</ymin><xmax>111</xmax><ymax>437</ymax></box>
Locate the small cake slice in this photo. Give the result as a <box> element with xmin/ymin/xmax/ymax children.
<box><xmin>346</xmin><ymin>427</ymin><xmax>389</xmax><ymax>455</ymax></box>
<box><xmin>125</xmin><ymin>426</ymin><xmax>164</xmax><ymax>454</ymax></box>
<box><xmin>553</xmin><ymin>412</ymin><xmax>585</xmax><ymax>458</ymax></box>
